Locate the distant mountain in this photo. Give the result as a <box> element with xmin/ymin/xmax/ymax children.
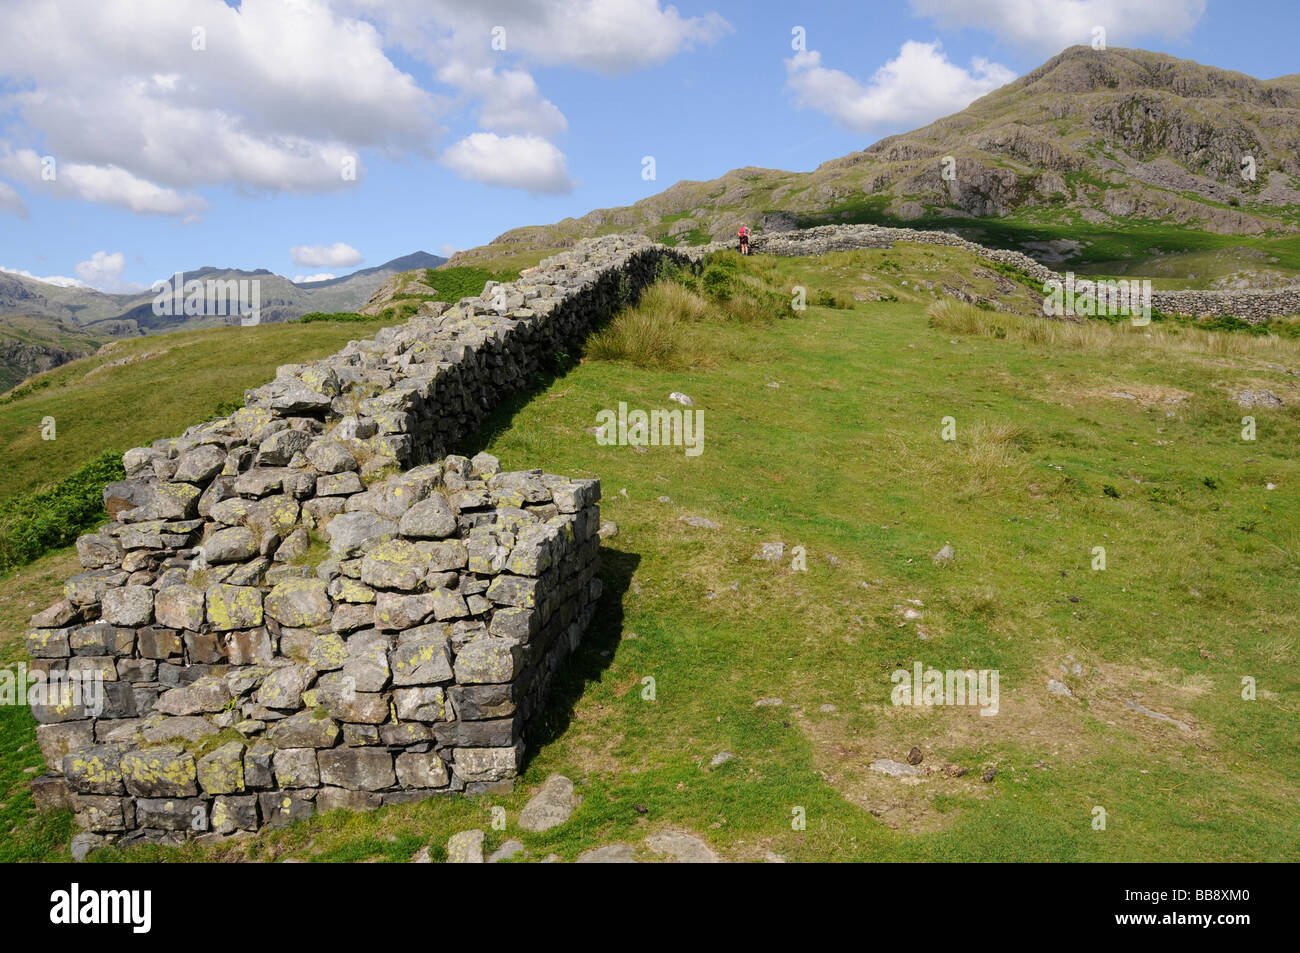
<box><xmin>451</xmin><ymin>46</ymin><xmax>1300</xmax><ymax>268</ymax></box>
<box><xmin>0</xmin><ymin>251</ymin><xmax>448</xmax><ymax>334</ymax></box>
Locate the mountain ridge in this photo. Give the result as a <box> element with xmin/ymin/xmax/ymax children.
<box><xmin>449</xmin><ymin>46</ymin><xmax>1300</xmax><ymax>270</ymax></box>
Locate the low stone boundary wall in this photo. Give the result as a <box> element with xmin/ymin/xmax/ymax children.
<box><xmin>704</xmin><ymin>224</ymin><xmax>1300</xmax><ymax>324</ymax></box>
<box><xmin>25</xmin><ymin>234</ymin><xmax>685</xmax><ymax>847</ymax></box>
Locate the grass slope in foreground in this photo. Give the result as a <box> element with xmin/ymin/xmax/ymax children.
<box><xmin>2</xmin><ymin>244</ymin><xmax>1297</xmax><ymax>861</ymax></box>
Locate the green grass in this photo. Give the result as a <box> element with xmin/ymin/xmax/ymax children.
<box><xmin>0</xmin><ymin>450</ymin><xmax>123</xmax><ymax>576</ymax></box>
<box><xmin>795</xmin><ymin>198</ymin><xmax>1300</xmax><ymax>288</ymax></box>
<box><xmin>2</xmin><ymin>245</ymin><xmax>1297</xmax><ymax>862</ymax></box>
<box><xmin>0</xmin><ymin>317</ymin><xmax>405</xmax><ymax>505</ymax></box>
<box><xmin>422</xmin><ymin>266</ymin><xmax>521</xmax><ymax>303</ymax></box>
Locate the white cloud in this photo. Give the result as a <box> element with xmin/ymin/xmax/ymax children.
<box><xmin>438</xmin><ymin>243</ymin><xmax>459</xmax><ymax>258</ymax></box>
<box><xmin>0</xmin><ymin>265</ymin><xmax>85</xmax><ymax>288</ymax></box>
<box><xmin>436</xmin><ymin>62</ymin><xmax>568</xmax><ymax>138</ymax></box>
<box><xmin>75</xmin><ymin>250</ymin><xmax>125</xmax><ymax>285</ymax></box>
<box><xmin>290</xmin><ymin>243</ymin><xmax>364</xmax><ymax>268</ymax></box>
<box><xmin>0</xmin><ymin>180</ymin><xmax>27</xmax><ymax>217</ymax></box>
<box><xmin>442</xmin><ymin>133</ymin><xmax>575</xmax><ymax>194</ymax></box>
<box><xmin>344</xmin><ymin>0</ymin><xmax>729</xmax><ymax>75</ymax></box>
<box><xmin>292</xmin><ymin>272</ymin><xmax>337</xmax><ymax>283</ymax></box>
<box><xmin>0</xmin><ymin>0</ymin><xmax>440</xmax><ymax>215</ymax></box>
<box><xmin>908</xmin><ymin>0</ymin><xmax>1207</xmax><ymax>50</ymax></box>
<box><xmin>495</xmin><ymin>0</ymin><xmax>730</xmax><ymax>75</ymax></box>
<box><xmin>0</xmin><ymin>148</ymin><xmax>207</xmax><ymax>218</ymax></box>
<box><xmin>785</xmin><ymin>42</ymin><xmax>1016</xmax><ymax>134</ymax></box>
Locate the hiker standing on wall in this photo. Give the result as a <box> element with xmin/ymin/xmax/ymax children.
<box><xmin>738</xmin><ymin>224</ymin><xmax>750</xmax><ymax>255</ymax></box>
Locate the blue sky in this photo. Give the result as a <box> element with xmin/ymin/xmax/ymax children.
<box><xmin>0</xmin><ymin>0</ymin><xmax>1295</xmax><ymax>292</ymax></box>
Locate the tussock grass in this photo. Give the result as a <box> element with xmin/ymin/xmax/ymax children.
<box><xmin>585</xmin><ymin>263</ymin><xmax>786</xmax><ymax>368</ymax></box>
<box><xmin>928</xmin><ymin>297</ymin><xmax>1300</xmax><ymax>360</ymax></box>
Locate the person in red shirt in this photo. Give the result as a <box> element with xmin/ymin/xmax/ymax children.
<box><xmin>738</xmin><ymin>224</ymin><xmax>750</xmax><ymax>255</ymax></box>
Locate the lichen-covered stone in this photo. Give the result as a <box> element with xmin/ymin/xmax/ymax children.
<box><xmin>264</xmin><ymin>578</ymin><xmax>331</xmax><ymax>627</ymax></box>
<box><xmin>207</xmin><ymin>584</ymin><xmax>264</xmax><ymax>631</ymax></box>
<box><xmin>197</xmin><ymin>741</ymin><xmax>246</xmax><ymax>795</ymax></box>
<box><xmin>453</xmin><ymin>636</ymin><xmax>521</xmax><ymax>684</ymax></box>
<box><xmin>395</xmin><ymin>751</ymin><xmax>450</xmax><ymax>788</ymax></box>
<box><xmin>390</xmin><ymin>628</ymin><xmax>453</xmax><ymax>685</ymax></box>
<box><xmin>101</xmin><ymin>586</ymin><xmax>154</xmax><ymax>627</ymax></box>
<box><xmin>360</xmin><ymin>539</ymin><xmax>430</xmax><ymax>591</ymax></box>
<box><xmin>200</xmin><ymin>526</ymin><xmax>260</xmax><ymax>564</ymax></box>
<box><xmin>154</xmin><ymin>585</ymin><xmax>206</xmax><ymax>631</ymax></box>
<box><xmin>266</xmin><ymin>710</ymin><xmax>340</xmax><ymax>749</ymax></box>
<box><xmin>63</xmin><ymin>744</ymin><xmax>127</xmax><ymax>794</ymax></box>
<box><xmin>343</xmin><ymin>630</ymin><xmax>391</xmax><ymax>692</ymax></box>
<box><xmin>120</xmin><ymin>745</ymin><xmax>199</xmax><ymax>797</ymax></box>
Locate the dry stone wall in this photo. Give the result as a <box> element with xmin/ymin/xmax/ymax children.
<box><xmin>26</xmin><ymin>235</ymin><xmax>690</xmax><ymax>847</ymax></box>
<box><xmin>709</xmin><ymin>224</ymin><xmax>1300</xmax><ymax>323</ymax></box>
<box><xmin>25</xmin><ymin>222</ymin><xmax>1286</xmax><ymax>849</ymax></box>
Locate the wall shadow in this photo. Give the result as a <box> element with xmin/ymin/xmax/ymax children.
<box><xmin>522</xmin><ymin>545</ymin><xmax>640</xmax><ymax>767</ymax></box>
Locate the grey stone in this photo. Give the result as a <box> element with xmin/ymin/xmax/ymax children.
<box><xmin>576</xmin><ymin>843</ymin><xmax>637</xmax><ymax>863</ymax></box>
<box><xmin>446</xmin><ymin>829</ymin><xmax>485</xmax><ymax>863</ymax></box>
<box><xmin>327</xmin><ymin>511</ymin><xmax>399</xmax><ymax>558</ymax></box>
<box><xmin>518</xmin><ymin>774</ymin><xmax>576</xmax><ymax>833</ymax></box>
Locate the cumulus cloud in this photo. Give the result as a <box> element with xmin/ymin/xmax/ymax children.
<box><xmin>0</xmin><ymin>147</ymin><xmax>206</xmax><ymax>218</ymax></box>
<box><xmin>908</xmin><ymin>0</ymin><xmax>1207</xmax><ymax>50</ymax></box>
<box><xmin>0</xmin><ymin>0</ymin><xmax>439</xmax><ymax>215</ymax></box>
<box><xmin>436</xmin><ymin>62</ymin><xmax>568</xmax><ymax>138</ymax></box>
<box><xmin>74</xmin><ymin>250</ymin><xmax>126</xmax><ymax>286</ymax></box>
<box><xmin>0</xmin><ymin>180</ymin><xmax>27</xmax><ymax>217</ymax></box>
<box><xmin>290</xmin><ymin>243</ymin><xmax>364</xmax><ymax>268</ymax></box>
<box><xmin>292</xmin><ymin>273</ymin><xmax>337</xmax><ymax>283</ymax></box>
<box><xmin>0</xmin><ymin>265</ymin><xmax>85</xmax><ymax>288</ymax></box>
<box><xmin>785</xmin><ymin>42</ymin><xmax>1016</xmax><ymax>134</ymax></box>
<box><xmin>345</xmin><ymin>0</ymin><xmax>729</xmax><ymax>75</ymax></box>
<box><xmin>442</xmin><ymin>133</ymin><xmax>575</xmax><ymax>194</ymax></box>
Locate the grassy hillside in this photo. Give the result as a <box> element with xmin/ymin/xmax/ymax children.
<box><xmin>0</xmin><ymin>317</ymin><xmax>400</xmax><ymax>504</ymax></box>
<box><xmin>0</xmin><ymin>316</ymin><xmax>108</xmax><ymax>393</ymax></box>
<box><xmin>2</xmin><ymin>244</ymin><xmax>1295</xmax><ymax>862</ymax></box>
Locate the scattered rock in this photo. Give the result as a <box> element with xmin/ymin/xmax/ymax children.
<box><xmin>644</xmin><ymin>830</ymin><xmax>719</xmax><ymax>863</ymax></box>
<box><xmin>518</xmin><ymin>774</ymin><xmax>576</xmax><ymax>833</ymax></box>
<box><xmin>576</xmin><ymin>843</ymin><xmax>637</xmax><ymax>863</ymax></box>
<box><xmin>1046</xmin><ymin>679</ymin><xmax>1073</xmax><ymax>697</ymax></box>
<box><xmin>446</xmin><ymin>829</ymin><xmax>485</xmax><ymax>863</ymax></box>
<box><xmin>1235</xmin><ymin>390</ymin><xmax>1283</xmax><ymax>409</ymax></box>
<box><xmin>488</xmin><ymin>838</ymin><xmax>526</xmax><ymax>863</ymax></box>
<box><xmin>932</xmin><ymin>543</ymin><xmax>955</xmax><ymax>565</ymax></box>
<box><xmin>753</xmin><ymin>697</ymin><xmax>783</xmax><ymax>707</ymax></box>
<box><xmin>906</xmin><ymin>746</ymin><xmax>923</xmax><ymax>765</ymax></box>
<box><xmin>1123</xmin><ymin>699</ymin><xmax>1191</xmax><ymax>732</ymax></box>
<box><xmin>678</xmin><ymin>515</ymin><xmax>720</xmax><ymax>530</ymax></box>
<box><xmin>709</xmin><ymin>751</ymin><xmax>735</xmax><ymax>769</ymax></box>
<box><xmin>870</xmin><ymin>758</ymin><xmax>925</xmax><ymax>779</ymax></box>
<box><xmin>668</xmin><ymin>392</ymin><xmax>693</xmax><ymax>407</ymax></box>
<box><xmin>982</xmin><ymin>767</ymin><xmax>997</xmax><ymax>783</ymax></box>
